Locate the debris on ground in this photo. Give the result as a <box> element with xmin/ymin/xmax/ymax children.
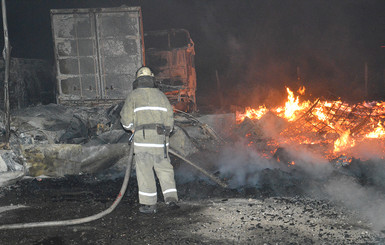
<box><xmin>0</xmin><ymin>103</ymin><xmax>385</xmax><ymax>244</ymax></box>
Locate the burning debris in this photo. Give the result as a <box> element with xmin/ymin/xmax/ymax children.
<box><xmin>235</xmin><ymin>86</ymin><xmax>385</xmax><ymax>162</ymax></box>
<box><xmin>0</xmin><ymin>1</ymin><xmax>384</xmax><ymax>243</ymax></box>
<box><xmin>0</xmin><ymin>93</ymin><xmax>385</xmax><ymax>243</ymax></box>
<box><xmin>1</xmin><ymin>85</ymin><xmax>379</xmax><ymax>188</ymax></box>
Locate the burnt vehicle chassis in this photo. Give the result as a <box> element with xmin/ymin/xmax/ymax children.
<box><xmin>145</xmin><ymin>29</ymin><xmax>197</xmax><ymax>112</ymax></box>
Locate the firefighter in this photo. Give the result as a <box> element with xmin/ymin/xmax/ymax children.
<box><xmin>120</xmin><ymin>66</ymin><xmax>179</xmax><ymax>214</ymax></box>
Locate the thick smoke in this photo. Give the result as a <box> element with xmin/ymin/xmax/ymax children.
<box><xmin>351</xmin><ymin>140</ymin><xmax>385</xmax><ymax>161</ymax></box>
<box><xmin>215</xmin><ymin>140</ymin><xmax>332</xmax><ymax>189</ymax></box>
<box><xmin>216</xmin><ymin>139</ymin><xmax>275</xmax><ymax>188</ymax></box>
<box><xmin>324</xmin><ymin>174</ymin><xmax>385</xmax><ymax>230</ymax></box>
<box><xmin>213</xmin><ymin>135</ymin><xmax>385</xmax><ymax>229</ymax></box>
<box><xmin>283</xmin><ymin>146</ymin><xmax>333</xmax><ymax>178</ymax></box>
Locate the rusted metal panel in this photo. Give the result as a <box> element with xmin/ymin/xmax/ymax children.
<box><xmin>50</xmin><ymin>7</ymin><xmax>144</xmax><ymax>105</ymax></box>
<box><xmin>145</xmin><ymin>29</ymin><xmax>197</xmax><ymax>112</ymax></box>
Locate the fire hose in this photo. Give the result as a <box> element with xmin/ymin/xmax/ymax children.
<box><xmin>0</xmin><ymin>144</ymin><xmax>227</xmax><ymax>230</ymax></box>
<box><xmin>0</xmin><ymin>144</ymin><xmax>134</xmax><ymax>230</ymax></box>
<box><xmin>168</xmin><ymin>149</ymin><xmax>227</xmax><ymax>188</ymax></box>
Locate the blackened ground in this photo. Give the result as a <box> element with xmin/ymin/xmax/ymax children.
<box><xmin>0</xmin><ymin>163</ymin><xmax>385</xmax><ymax>245</ymax></box>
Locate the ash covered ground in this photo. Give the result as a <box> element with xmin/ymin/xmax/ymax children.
<box><xmin>1</xmin><ymin>144</ymin><xmax>385</xmax><ymax>244</ymax></box>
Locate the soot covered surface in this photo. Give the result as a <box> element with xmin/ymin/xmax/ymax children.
<box><xmin>0</xmin><ymin>157</ymin><xmax>385</xmax><ymax>245</ymax></box>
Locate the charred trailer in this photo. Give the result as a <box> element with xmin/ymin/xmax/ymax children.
<box><xmin>144</xmin><ymin>29</ymin><xmax>197</xmax><ymax>112</ymax></box>
<box><xmin>50</xmin><ymin>7</ymin><xmax>145</xmax><ymax>106</ymax></box>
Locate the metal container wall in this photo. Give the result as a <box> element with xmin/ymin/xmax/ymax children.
<box><xmin>50</xmin><ymin>7</ymin><xmax>144</xmax><ymax>105</ymax></box>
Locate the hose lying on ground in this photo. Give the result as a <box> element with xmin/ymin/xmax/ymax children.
<box><xmin>169</xmin><ymin>148</ymin><xmax>228</xmax><ymax>188</ymax></box>
<box><xmin>0</xmin><ymin>145</ymin><xmax>227</xmax><ymax>230</ymax></box>
<box><xmin>0</xmin><ymin>144</ymin><xmax>134</xmax><ymax>230</ymax></box>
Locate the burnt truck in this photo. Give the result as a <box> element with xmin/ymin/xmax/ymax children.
<box><xmin>50</xmin><ymin>6</ymin><xmax>197</xmax><ymax>111</ymax></box>
<box><xmin>144</xmin><ymin>29</ymin><xmax>197</xmax><ymax>112</ymax></box>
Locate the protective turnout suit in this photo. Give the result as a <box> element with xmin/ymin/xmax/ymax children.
<box><xmin>120</xmin><ymin>75</ymin><xmax>178</xmax><ymax>206</ymax></box>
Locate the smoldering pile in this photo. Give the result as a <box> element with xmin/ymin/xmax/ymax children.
<box><xmin>207</xmin><ymin>109</ymin><xmax>385</xmax><ymax>230</ymax></box>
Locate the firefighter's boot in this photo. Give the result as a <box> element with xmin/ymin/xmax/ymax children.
<box><xmin>167</xmin><ymin>201</ymin><xmax>180</xmax><ymax>210</ymax></box>
<box><xmin>139</xmin><ymin>204</ymin><xmax>157</xmax><ymax>214</ymax></box>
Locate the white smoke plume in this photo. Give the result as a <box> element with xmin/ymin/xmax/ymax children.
<box><xmin>216</xmin><ymin>139</ymin><xmax>276</xmax><ymax>188</ymax></box>
<box><xmin>324</xmin><ymin>175</ymin><xmax>385</xmax><ymax>230</ymax></box>
<box><xmin>214</xmin><ymin>138</ymin><xmax>385</xmax><ymax>230</ymax></box>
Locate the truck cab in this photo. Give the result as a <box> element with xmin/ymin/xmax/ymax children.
<box><xmin>145</xmin><ymin>29</ymin><xmax>197</xmax><ymax>112</ymax></box>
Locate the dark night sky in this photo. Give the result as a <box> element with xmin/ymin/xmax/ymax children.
<box><xmin>2</xmin><ymin>0</ymin><xmax>385</xmax><ymax>107</ymax></box>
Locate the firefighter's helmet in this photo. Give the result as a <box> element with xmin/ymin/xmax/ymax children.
<box><xmin>136</xmin><ymin>66</ymin><xmax>154</xmax><ymax>78</ymax></box>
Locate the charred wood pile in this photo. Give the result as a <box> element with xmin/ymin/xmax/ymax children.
<box><xmin>234</xmin><ymin>89</ymin><xmax>385</xmax><ymax>165</ymax></box>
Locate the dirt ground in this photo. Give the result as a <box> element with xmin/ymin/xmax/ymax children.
<box><xmin>1</xmin><ymin>156</ymin><xmax>385</xmax><ymax>245</ymax></box>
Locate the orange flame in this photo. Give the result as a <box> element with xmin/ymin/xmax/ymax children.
<box><xmin>275</xmin><ymin>87</ymin><xmax>311</xmax><ymax>121</ymax></box>
<box><xmin>297</xmin><ymin>86</ymin><xmax>305</xmax><ymax>95</ymax></box>
<box><xmin>235</xmin><ymin>85</ymin><xmax>385</xmax><ymax>160</ymax></box>
<box><xmin>365</xmin><ymin>121</ymin><xmax>385</xmax><ymax>139</ymax></box>
<box><xmin>333</xmin><ymin>130</ymin><xmax>355</xmax><ymax>153</ymax></box>
<box><xmin>236</xmin><ymin>87</ymin><xmax>311</xmax><ymax>123</ymax></box>
<box><xmin>236</xmin><ymin>105</ymin><xmax>268</xmax><ymax>123</ymax></box>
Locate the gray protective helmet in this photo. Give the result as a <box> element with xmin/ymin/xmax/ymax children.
<box><xmin>136</xmin><ymin>66</ymin><xmax>154</xmax><ymax>78</ymax></box>
<box><xmin>133</xmin><ymin>66</ymin><xmax>155</xmax><ymax>89</ymax></box>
